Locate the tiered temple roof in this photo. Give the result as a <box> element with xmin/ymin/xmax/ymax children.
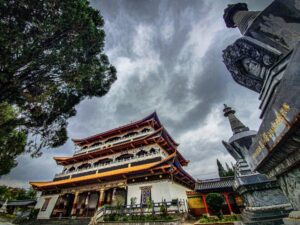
<box><xmin>54</xmin><ymin>127</ymin><xmax>188</xmax><ymax>166</ymax></box>
<box><xmin>30</xmin><ymin>112</ymin><xmax>195</xmax><ymax>191</ymax></box>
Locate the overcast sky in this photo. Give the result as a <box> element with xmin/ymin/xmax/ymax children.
<box><xmin>1</xmin><ymin>0</ymin><xmax>272</xmax><ymax>188</ymax></box>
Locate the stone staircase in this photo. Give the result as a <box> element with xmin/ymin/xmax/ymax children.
<box><xmin>20</xmin><ymin>218</ymin><xmax>91</xmax><ymax>225</ymax></box>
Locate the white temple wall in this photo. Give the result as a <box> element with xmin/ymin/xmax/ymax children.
<box><xmin>127</xmin><ymin>180</ymin><xmax>171</xmax><ymax>204</ymax></box>
<box><xmin>127</xmin><ymin>180</ymin><xmax>190</xmax><ymax>209</ymax></box>
<box><xmin>35</xmin><ymin>194</ymin><xmax>59</xmax><ymax>219</ymax></box>
<box><xmin>167</xmin><ymin>182</ymin><xmax>191</xmax><ymax>211</ymax></box>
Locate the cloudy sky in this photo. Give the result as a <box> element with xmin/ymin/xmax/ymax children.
<box><xmin>1</xmin><ymin>0</ymin><xmax>272</xmax><ymax>188</ymax></box>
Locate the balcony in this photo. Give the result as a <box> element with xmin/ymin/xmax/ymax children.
<box><xmin>55</xmin><ymin>150</ymin><xmax>165</xmax><ymax>179</ymax></box>
<box><xmin>74</xmin><ymin>129</ymin><xmax>153</xmax><ymax>155</ymax></box>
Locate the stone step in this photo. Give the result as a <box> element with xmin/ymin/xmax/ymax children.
<box><xmin>20</xmin><ymin>218</ymin><xmax>91</xmax><ymax>225</ymax></box>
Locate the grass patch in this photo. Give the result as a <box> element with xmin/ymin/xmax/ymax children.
<box><xmin>0</xmin><ymin>213</ymin><xmax>16</xmax><ymax>220</ymax></box>
<box><xmin>197</xmin><ymin>214</ymin><xmax>240</xmax><ymax>224</ymax></box>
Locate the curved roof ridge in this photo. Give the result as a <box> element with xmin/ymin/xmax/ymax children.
<box><xmin>30</xmin><ymin>156</ymin><xmax>176</xmax><ymax>189</ymax></box>
<box><xmin>72</xmin><ymin>112</ymin><xmax>160</xmax><ymax>144</ymax></box>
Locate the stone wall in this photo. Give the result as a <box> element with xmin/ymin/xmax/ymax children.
<box><xmin>97</xmin><ymin>221</ymin><xmax>180</xmax><ymax>225</ymax></box>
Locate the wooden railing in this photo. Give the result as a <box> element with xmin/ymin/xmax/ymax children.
<box><xmin>55</xmin><ymin>151</ymin><xmax>164</xmax><ymax>178</ymax></box>
<box><xmin>89</xmin><ymin>200</ymin><xmax>187</xmax><ymax>224</ymax></box>
<box><xmin>75</xmin><ymin>130</ymin><xmax>152</xmax><ymax>155</ymax></box>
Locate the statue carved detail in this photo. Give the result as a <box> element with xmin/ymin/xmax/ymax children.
<box><xmin>222</xmin><ymin>37</ymin><xmax>280</xmax><ymax>93</ymax></box>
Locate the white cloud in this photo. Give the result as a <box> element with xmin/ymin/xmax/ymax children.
<box><xmin>1</xmin><ymin>0</ymin><xmax>272</xmax><ymax>188</ymax></box>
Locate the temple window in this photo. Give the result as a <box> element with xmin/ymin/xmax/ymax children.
<box><xmin>78</xmin><ymin>163</ymin><xmax>92</xmax><ymax>170</ymax></box>
<box><xmin>94</xmin><ymin>158</ymin><xmax>113</xmax><ymax>167</ymax></box>
<box><xmin>123</xmin><ymin>131</ymin><xmax>139</xmax><ymax>138</ymax></box>
<box><xmin>90</xmin><ymin>142</ymin><xmax>102</xmax><ymax>148</ymax></box>
<box><xmin>116</xmin><ymin>153</ymin><xmax>134</xmax><ymax>161</ymax></box>
<box><xmin>68</xmin><ymin>166</ymin><xmax>76</xmax><ymax>172</ymax></box>
<box><xmin>41</xmin><ymin>198</ymin><xmax>51</xmax><ymax>211</ymax></box>
<box><xmin>141</xmin><ymin>128</ymin><xmax>151</xmax><ymax>133</ymax></box>
<box><xmin>136</xmin><ymin>149</ymin><xmax>148</xmax><ymax>157</ymax></box>
<box><xmin>149</xmin><ymin>148</ymin><xmax>157</xmax><ymax>154</ymax></box>
<box><xmin>105</xmin><ymin>136</ymin><xmax>121</xmax><ymax>143</ymax></box>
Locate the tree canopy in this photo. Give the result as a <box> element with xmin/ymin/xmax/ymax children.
<box><xmin>0</xmin><ymin>0</ymin><xmax>116</xmax><ymax>174</ymax></box>
<box><xmin>217</xmin><ymin>159</ymin><xmax>235</xmax><ymax>178</ymax></box>
<box><xmin>0</xmin><ymin>102</ymin><xmax>27</xmax><ymax>175</ymax></box>
<box><xmin>0</xmin><ymin>185</ymin><xmax>36</xmax><ymax>201</ymax></box>
<box><xmin>206</xmin><ymin>193</ymin><xmax>224</xmax><ymax>217</ymax></box>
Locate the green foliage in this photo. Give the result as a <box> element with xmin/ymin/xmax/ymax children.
<box><xmin>0</xmin><ymin>103</ymin><xmax>27</xmax><ymax>175</ymax></box>
<box><xmin>206</xmin><ymin>193</ymin><xmax>224</xmax><ymax>217</ymax></box>
<box><xmin>130</xmin><ymin>197</ymin><xmax>137</xmax><ymax>206</ymax></box>
<box><xmin>159</xmin><ymin>200</ymin><xmax>168</xmax><ymax>217</ymax></box>
<box><xmin>198</xmin><ymin>214</ymin><xmax>240</xmax><ymax>223</ymax></box>
<box><xmin>146</xmin><ymin>197</ymin><xmax>154</xmax><ymax>214</ymax></box>
<box><xmin>225</xmin><ymin>163</ymin><xmax>235</xmax><ymax>176</ymax></box>
<box><xmin>0</xmin><ymin>185</ymin><xmax>36</xmax><ymax>201</ymax></box>
<box><xmin>217</xmin><ymin>159</ymin><xmax>235</xmax><ymax>178</ymax></box>
<box><xmin>217</xmin><ymin>159</ymin><xmax>226</xmax><ymax>178</ymax></box>
<box><xmin>0</xmin><ymin>0</ymin><xmax>116</xmax><ymax>173</ymax></box>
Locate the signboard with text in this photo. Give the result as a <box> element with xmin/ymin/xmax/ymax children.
<box><xmin>248</xmin><ymin>43</ymin><xmax>300</xmax><ymax>171</ymax></box>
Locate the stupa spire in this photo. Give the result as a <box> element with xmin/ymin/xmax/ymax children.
<box><xmin>223</xmin><ymin>3</ymin><xmax>260</xmax><ymax>35</ymax></box>
<box><xmin>223</xmin><ymin>104</ymin><xmax>249</xmax><ymax>134</ymax></box>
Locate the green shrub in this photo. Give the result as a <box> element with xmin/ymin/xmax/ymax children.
<box><xmin>205</xmin><ymin>193</ymin><xmax>224</xmax><ymax>218</ymax></box>
<box><xmin>160</xmin><ymin>201</ymin><xmax>168</xmax><ymax>217</ymax></box>
<box><xmin>197</xmin><ymin>214</ymin><xmax>240</xmax><ymax>223</ymax></box>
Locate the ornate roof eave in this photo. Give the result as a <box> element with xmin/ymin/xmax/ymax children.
<box><xmin>54</xmin><ymin>127</ymin><xmax>189</xmax><ymax>166</ymax></box>
<box><xmin>30</xmin><ymin>153</ymin><xmax>177</xmax><ymax>191</ymax></box>
<box><xmin>158</xmin><ymin>129</ymin><xmax>188</xmax><ymax>166</ymax></box>
<box><xmin>72</xmin><ymin>112</ymin><xmax>162</xmax><ymax>145</ymax></box>
<box><xmin>172</xmin><ymin>158</ymin><xmax>195</xmax><ymax>186</ymax></box>
<box><xmin>54</xmin><ymin>128</ymin><xmax>164</xmax><ymax>165</ymax></box>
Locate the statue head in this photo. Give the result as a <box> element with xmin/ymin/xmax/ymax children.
<box><xmin>223</xmin><ymin>37</ymin><xmax>280</xmax><ymax>93</ymax></box>
<box><xmin>241</xmin><ymin>58</ymin><xmax>263</xmax><ymax>79</ymax></box>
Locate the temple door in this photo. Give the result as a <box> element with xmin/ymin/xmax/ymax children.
<box><xmin>140</xmin><ymin>186</ymin><xmax>151</xmax><ymax>206</ymax></box>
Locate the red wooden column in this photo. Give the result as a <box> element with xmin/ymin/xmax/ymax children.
<box><xmin>71</xmin><ymin>191</ymin><xmax>79</xmax><ymax>217</ymax></box>
<box><xmin>224</xmin><ymin>193</ymin><xmax>233</xmax><ymax>214</ymax></box>
<box><xmin>202</xmin><ymin>195</ymin><xmax>210</xmax><ymax>216</ymax></box>
<box><xmin>98</xmin><ymin>188</ymin><xmax>105</xmax><ymax>207</ymax></box>
<box><xmin>112</xmin><ymin>188</ymin><xmax>117</xmax><ymax>202</ymax></box>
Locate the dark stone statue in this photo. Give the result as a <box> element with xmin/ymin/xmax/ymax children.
<box><xmin>222</xmin><ymin>37</ymin><xmax>281</xmax><ymax>93</ymax></box>
<box><xmin>223</xmin><ymin>0</ymin><xmax>300</xmax><ymax>53</ymax></box>
<box><xmin>222</xmin><ymin>1</ymin><xmax>300</xmax><ymax>224</ymax></box>
<box><xmin>222</xmin><ymin>105</ymin><xmax>291</xmax><ymax>225</ymax></box>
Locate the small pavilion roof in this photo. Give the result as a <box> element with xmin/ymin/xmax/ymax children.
<box><xmin>195</xmin><ymin>177</ymin><xmax>234</xmax><ymax>192</ymax></box>
<box><xmin>31</xmin><ymin>153</ymin><xmax>195</xmax><ymax>190</ymax></box>
<box><xmin>0</xmin><ymin>200</ymin><xmax>36</xmax><ymax>207</ymax></box>
<box><xmin>71</xmin><ymin>112</ymin><xmax>180</xmax><ymax>146</ymax></box>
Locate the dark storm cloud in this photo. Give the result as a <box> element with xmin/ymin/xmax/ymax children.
<box><xmin>1</xmin><ymin>0</ymin><xmax>272</xmax><ymax>187</ymax></box>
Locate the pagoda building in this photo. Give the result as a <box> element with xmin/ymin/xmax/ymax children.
<box><xmin>30</xmin><ymin>112</ymin><xmax>195</xmax><ymax>219</ymax></box>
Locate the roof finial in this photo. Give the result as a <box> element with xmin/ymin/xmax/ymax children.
<box><xmin>223</xmin><ymin>104</ymin><xmax>249</xmax><ymax>134</ymax></box>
